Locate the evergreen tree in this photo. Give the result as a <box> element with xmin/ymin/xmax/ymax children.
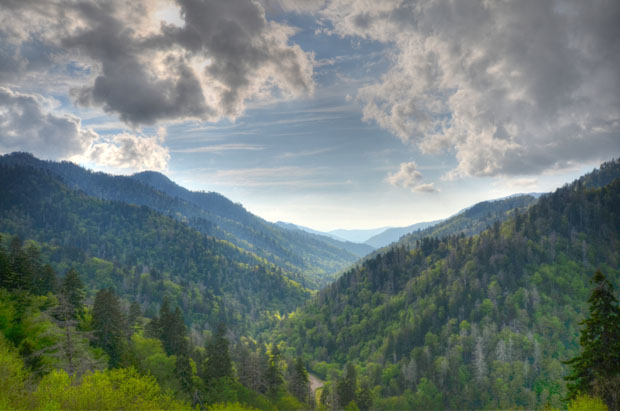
<box><xmin>127</xmin><ymin>300</ymin><xmax>142</xmax><ymax>330</ymax></box>
<box><xmin>34</xmin><ymin>264</ymin><xmax>57</xmax><ymax>295</ymax></box>
<box><xmin>60</xmin><ymin>268</ymin><xmax>84</xmax><ymax>317</ymax></box>
<box><xmin>357</xmin><ymin>381</ymin><xmax>374</xmax><ymax>411</ymax></box>
<box><xmin>203</xmin><ymin>323</ymin><xmax>233</xmax><ymax>382</ymax></box>
<box><xmin>565</xmin><ymin>270</ymin><xmax>620</xmax><ymax>409</ymax></box>
<box><xmin>8</xmin><ymin>236</ymin><xmax>33</xmax><ymax>290</ymax></box>
<box><xmin>265</xmin><ymin>343</ymin><xmax>283</xmax><ymax>398</ymax></box>
<box><xmin>0</xmin><ymin>235</ymin><xmax>12</xmax><ymax>289</ymax></box>
<box><xmin>337</xmin><ymin>363</ymin><xmax>358</xmax><ymax>408</ymax></box>
<box><xmin>147</xmin><ymin>298</ymin><xmax>188</xmax><ymax>356</ymax></box>
<box><xmin>92</xmin><ymin>288</ymin><xmax>127</xmax><ymax>368</ymax></box>
<box><xmin>288</xmin><ymin>356</ymin><xmax>310</xmax><ymax>403</ymax></box>
<box><xmin>175</xmin><ymin>353</ymin><xmax>194</xmax><ymax>394</ymax></box>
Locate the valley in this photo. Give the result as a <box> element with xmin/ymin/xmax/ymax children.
<box><xmin>0</xmin><ymin>155</ymin><xmax>619</xmax><ymax>410</ymax></box>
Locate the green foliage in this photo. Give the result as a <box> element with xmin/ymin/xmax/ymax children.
<box><xmin>0</xmin><ymin>164</ymin><xmax>311</xmax><ymax>333</ymax></box>
<box><xmin>265</xmin><ymin>344</ymin><xmax>284</xmax><ymax>398</ymax></box>
<box><xmin>567</xmin><ymin>394</ymin><xmax>608</xmax><ymax>411</ymax></box>
<box><xmin>60</xmin><ymin>268</ymin><xmax>85</xmax><ymax>318</ymax></box>
<box><xmin>203</xmin><ymin>323</ymin><xmax>233</xmax><ymax>382</ymax></box>
<box><xmin>1</xmin><ymin>152</ymin><xmax>371</xmax><ymax>289</ymax></box>
<box><xmin>272</xmin><ymin>163</ymin><xmax>620</xmax><ymax>409</ymax></box>
<box><xmin>0</xmin><ymin>335</ymin><xmax>29</xmax><ymax>409</ymax></box>
<box><xmin>92</xmin><ymin>288</ymin><xmax>128</xmax><ymax>368</ymax></box>
<box><xmin>34</xmin><ymin>367</ymin><xmax>190</xmax><ymax>410</ymax></box>
<box><xmin>287</xmin><ymin>357</ymin><xmax>310</xmax><ymax>404</ymax></box>
<box><xmin>565</xmin><ymin>270</ymin><xmax>620</xmax><ymax>410</ymax></box>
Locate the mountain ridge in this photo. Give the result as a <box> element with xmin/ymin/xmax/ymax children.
<box><xmin>0</xmin><ymin>152</ymin><xmax>371</xmax><ymax>288</ymax></box>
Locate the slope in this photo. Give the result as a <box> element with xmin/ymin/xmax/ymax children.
<box><xmin>272</xmin><ymin>159</ymin><xmax>620</xmax><ymax>409</ymax></box>
<box><xmin>0</xmin><ymin>163</ymin><xmax>310</xmax><ymax>332</ymax></box>
<box><xmin>364</xmin><ymin>219</ymin><xmax>444</xmax><ymax>248</ymax></box>
<box><xmin>0</xmin><ymin>153</ymin><xmax>369</xmax><ymax>288</ymax></box>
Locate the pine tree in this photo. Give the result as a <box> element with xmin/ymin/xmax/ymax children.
<box><xmin>148</xmin><ymin>298</ymin><xmax>188</xmax><ymax>356</ymax></box>
<box><xmin>92</xmin><ymin>288</ymin><xmax>127</xmax><ymax>368</ymax></box>
<box><xmin>36</xmin><ymin>264</ymin><xmax>57</xmax><ymax>295</ymax></box>
<box><xmin>203</xmin><ymin>323</ymin><xmax>233</xmax><ymax>382</ymax></box>
<box><xmin>175</xmin><ymin>353</ymin><xmax>194</xmax><ymax>394</ymax></box>
<box><xmin>288</xmin><ymin>356</ymin><xmax>310</xmax><ymax>403</ymax></box>
<box><xmin>60</xmin><ymin>268</ymin><xmax>84</xmax><ymax>317</ymax></box>
<box><xmin>8</xmin><ymin>236</ymin><xmax>33</xmax><ymax>291</ymax></box>
<box><xmin>565</xmin><ymin>270</ymin><xmax>620</xmax><ymax>409</ymax></box>
<box><xmin>337</xmin><ymin>363</ymin><xmax>358</xmax><ymax>408</ymax></box>
<box><xmin>127</xmin><ymin>301</ymin><xmax>142</xmax><ymax>330</ymax></box>
<box><xmin>265</xmin><ymin>343</ymin><xmax>283</xmax><ymax>398</ymax></box>
<box><xmin>0</xmin><ymin>235</ymin><xmax>12</xmax><ymax>289</ymax></box>
<box><xmin>357</xmin><ymin>381</ymin><xmax>374</xmax><ymax>411</ymax></box>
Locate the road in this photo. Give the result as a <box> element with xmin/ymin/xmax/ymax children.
<box><xmin>309</xmin><ymin>373</ymin><xmax>324</xmax><ymax>394</ymax></box>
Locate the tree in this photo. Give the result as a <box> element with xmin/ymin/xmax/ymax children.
<box><xmin>565</xmin><ymin>270</ymin><xmax>620</xmax><ymax>409</ymax></box>
<box><xmin>92</xmin><ymin>288</ymin><xmax>127</xmax><ymax>368</ymax></box>
<box><xmin>337</xmin><ymin>363</ymin><xmax>358</xmax><ymax>409</ymax></box>
<box><xmin>175</xmin><ymin>353</ymin><xmax>193</xmax><ymax>394</ymax></box>
<box><xmin>357</xmin><ymin>381</ymin><xmax>374</xmax><ymax>411</ymax></box>
<box><xmin>34</xmin><ymin>264</ymin><xmax>57</xmax><ymax>295</ymax></box>
<box><xmin>265</xmin><ymin>343</ymin><xmax>283</xmax><ymax>398</ymax></box>
<box><xmin>60</xmin><ymin>269</ymin><xmax>84</xmax><ymax>318</ymax></box>
<box><xmin>203</xmin><ymin>323</ymin><xmax>233</xmax><ymax>382</ymax></box>
<box><xmin>288</xmin><ymin>357</ymin><xmax>310</xmax><ymax>404</ymax></box>
<box><xmin>127</xmin><ymin>301</ymin><xmax>142</xmax><ymax>330</ymax></box>
<box><xmin>7</xmin><ymin>237</ymin><xmax>33</xmax><ymax>291</ymax></box>
<box><xmin>144</xmin><ymin>298</ymin><xmax>188</xmax><ymax>357</ymax></box>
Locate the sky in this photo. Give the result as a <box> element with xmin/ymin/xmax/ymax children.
<box><xmin>1</xmin><ymin>0</ymin><xmax>619</xmax><ymax>231</ymax></box>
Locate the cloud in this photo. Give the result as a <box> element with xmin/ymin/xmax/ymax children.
<box><xmin>0</xmin><ymin>86</ymin><xmax>169</xmax><ymax>171</ymax></box>
<box><xmin>259</xmin><ymin>0</ymin><xmax>326</xmax><ymax>14</ymax></box>
<box><xmin>0</xmin><ymin>86</ymin><xmax>96</xmax><ymax>159</ymax></box>
<box><xmin>1</xmin><ymin>0</ymin><xmax>315</xmax><ymax>126</ymax></box>
<box><xmin>85</xmin><ymin>133</ymin><xmax>170</xmax><ymax>172</ymax></box>
<box><xmin>171</xmin><ymin>143</ymin><xmax>264</xmax><ymax>153</ymax></box>
<box><xmin>322</xmin><ymin>0</ymin><xmax>620</xmax><ymax>177</ymax></box>
<box><xmin>386</xmin><ymin>161</ymin><xmax>436</xmax><ymax>192</ymax></box>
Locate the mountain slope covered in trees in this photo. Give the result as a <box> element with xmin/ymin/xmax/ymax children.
<box><xmin>0</xmin><ymin>152</ymin><xmax>371</xmax><ymax>288</ymax></box>
<box><xmin>272</xmin><ymin>159</ymin><xmax>620</xmax><ymax>409</ymax></box>
<box><xmin>0</xmin><ymin>164</ymin><xmax>310</xmax><ymax>332</ymax></box>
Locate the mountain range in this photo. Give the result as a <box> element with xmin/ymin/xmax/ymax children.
<box><xmin>0</xmin><ymin>152</ymin><xmax>372</xmax><ymax>289</ymax></box>
<box><xmin>1</xmin><ymin>152</ymin><xmax>619</xmax><ymax>409</ymax></box>
<box><xmin>271</xmin><ymin>158</ymin><xmax>620</xmax><ymax>409</ymax></box>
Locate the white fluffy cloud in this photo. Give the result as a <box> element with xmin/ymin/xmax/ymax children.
<box><xmin>386</xmin><ymin>161</ymin><xmax>436</xmax><ymax>192</ymax></box>
<box><xmin>0</xmin><ymin>87</ymin><xmax>169</xmax><ymax>171</ymax></box>
<box><xmin>322</xmin><ymin>0</ymin><xmax>620</xmax><ymax>178</ymax></box>
<box><xmin>85</xmin><ymin>133</ymin><xmax>170</xmax><ymax>172</ymax></box>
<box><xmin>0</xmin><ymin>86</ymin><xmax>96</xmax><ymax>159</ymax></box>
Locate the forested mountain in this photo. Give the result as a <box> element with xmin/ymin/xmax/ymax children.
<box><xmin>0</xmin><ymin>238</ymin><xmax>314</xmax><ymax>410</ymax></box>
<box><xmin>0</xmin><ymin>163</ymin><xmax>310</xmax><ymax>333</ymax></box>
<box><xmin>364</xmin><ymin>220</ymin><xmax>444</xmax><ymax>249</ymax></box>
<box><xmin>272</xmin><ymin>159</ymin><xmax>620</xmax><ymax>409</ymax></box>
<box><xmin>0</xmin><ymin>152</ymin><xmax>371</xmax><ymax>288</ymax></box>
<box><xmin>397</xmin><ymin>194</ymin><xmax>539</xmax><ymax>249</ymax></box>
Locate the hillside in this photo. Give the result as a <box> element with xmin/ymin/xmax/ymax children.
<box><xmin>0</xmin><ymin>153</ymin><xmax>370</xmax><ymax>288</ymax></box>
<box><xmin>0</xmin><ymin>163</ymin><xmax>310</xmax><ymax>332</ymax></box>
<box><xmin>364</xmin><ymin>219</ymin><xmax>443</xmax><ymax>249</ymax></box>
<box><xmin>272</xmin><ymin>159</ymin><xmax>620</xmax><ymax>409</ymax></box>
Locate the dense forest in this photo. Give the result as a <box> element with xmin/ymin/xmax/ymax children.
<box><xmin>0</xmin><ymin>164</ymin><xmax>310</xmax><ymax>333</ymax></box>
<box><xmin>0</xmin><ymin>238</ymin><xmax>314</xmax><ymax>409</ymax></box>
<box><xmin>0</xmin><ymin>155</ymin><xmax>619</xmax><ymax>410</ymax></box>
<box><xmin>0</xmin><ymin>152</ymin><xmax>373</xmax><ymax>289</ymax></box>
<box><xmin>272</xmin><ymin>159</ymin><xmax>620</xmax><ymax>409</ymax></box>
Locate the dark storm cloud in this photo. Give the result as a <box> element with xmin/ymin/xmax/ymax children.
<box><xmin>0</xmin><ymin>0</ymin><xmax>314</xmax><ymax>126</ymax></box>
